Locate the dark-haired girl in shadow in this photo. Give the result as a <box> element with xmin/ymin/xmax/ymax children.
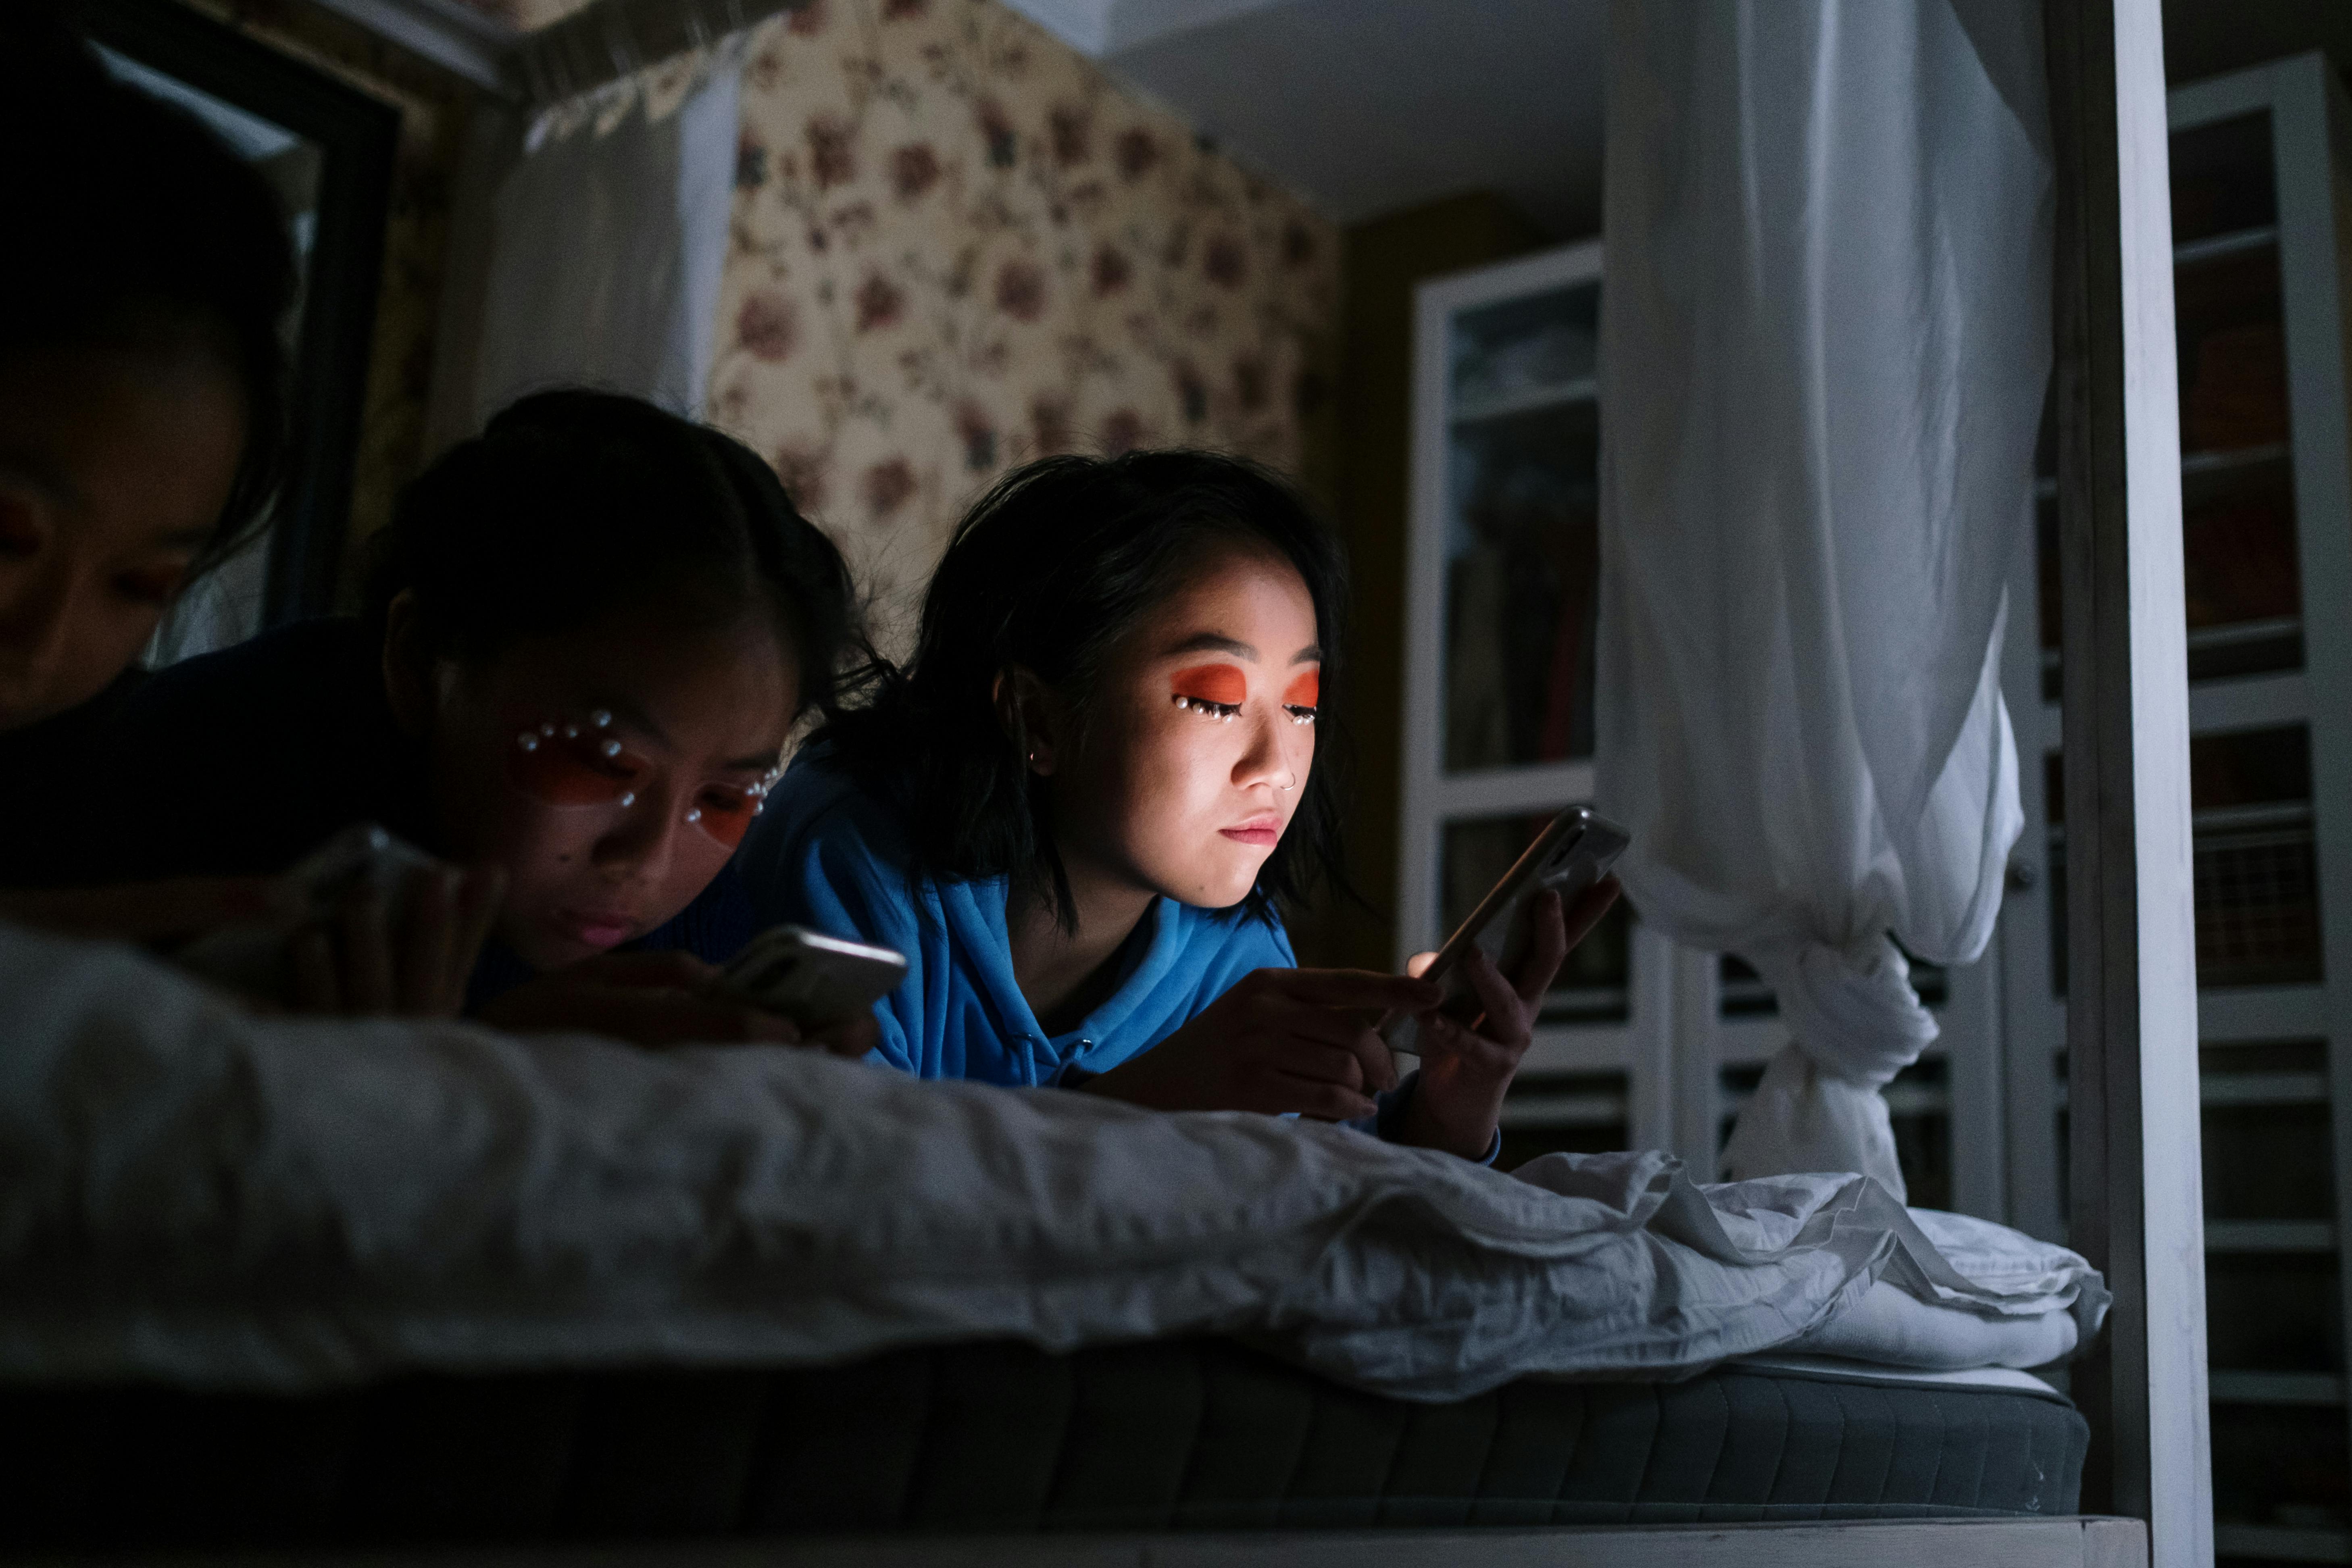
<box><xmin>0</xmin><ymin>12</ymin><xmax>508</xmax><ymax>1014</ymax></box>
<box><xmin>54</xmin><ymin>390</ymin><xmax>876</xmax><ymax>1050</ymax></box>
<box><xmin>742</xmin><ymin>452</ymin><xmax>1619</xmax><ymax>1158</ymax></box>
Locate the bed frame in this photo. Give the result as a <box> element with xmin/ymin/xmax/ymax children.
<box><xmin>29</xmin><ymin>1518</ymin><xmax>2147</xmax><ymax>1567</ymax></box>
<box><xmin>2043</xmin><ymin>1</ymin><xmax>2213</xmax><ymax>1562</ymax></box>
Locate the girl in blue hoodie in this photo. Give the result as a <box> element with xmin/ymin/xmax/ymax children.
<box><xmin>740</xmin><ymin>451</ymin><xmax>1618</xmax><ymax>1160</ymax></box>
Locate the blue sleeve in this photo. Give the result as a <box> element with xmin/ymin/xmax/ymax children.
<box><xmin>737</xmin><ymin>800</ymin><xmax>929</xmax><ymax>1079</ymax></box>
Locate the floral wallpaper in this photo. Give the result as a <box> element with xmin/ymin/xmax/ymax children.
<box><xmin>172</xmin><ymin>0</ymin><xmax>473</xmax><ymax>568</ymax></box>
<box><xmin>708</xmin><ymin>0</ymin><xmax>1341</xmax><ymax>645</ymax></box>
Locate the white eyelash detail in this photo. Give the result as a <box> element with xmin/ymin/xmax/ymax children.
<box><xmin>1172</xmin><ymin>694</ymin><xmax>1238</xmax><ymax>722</ymax></box>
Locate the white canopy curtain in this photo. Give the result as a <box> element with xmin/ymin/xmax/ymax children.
<box><xmin>468</xmin><ymin>52</ymin><xmax>743</xmax><ymax>428</ymax></box>
<box><xmin>1594</xmin><ymin>0</ymin><xmax>2052</xmax><ymax>1198</ymax></box>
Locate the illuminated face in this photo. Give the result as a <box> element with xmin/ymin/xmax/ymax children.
<box><xmin>1049</xmin><ymin>549</ymin><xmax>1321</xmax><ymax>910</ymax></box>
<box><xmin>0</xmin><ymin>344</ymin><xmax>243</xmax><ymax>731</ymax></box>
<box><xmin>408</xmin><ymin>598</ymin><xmax>796</xmax><ymax>970</ymax></box>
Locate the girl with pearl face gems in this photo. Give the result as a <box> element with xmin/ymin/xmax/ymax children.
<box><xmin>741</xmin><ymin>452</ymin><xmax>1620</xmax><ymax>1160</ymax></box>
<box><xmin>54</xmin><ymin>391</ymin><xmax>878</xmax><ymax>1051</ymax></box>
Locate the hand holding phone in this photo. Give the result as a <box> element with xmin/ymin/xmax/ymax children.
<box><xmin>479</xmin><ymin>949</ymin><xmax>865</xmax><ymax>1052</ymax></box>
<box><xmin>173</xmin><ymin>824</ymin><xmax>503</xmax><ymax>1016</ymax></box>
<box><xmin>715</xmin><ymin>925</ymin><xmax>909</xmax><ymax>1030</ymax></box>
<box><xmin>1386</xmin><ymin>806</ymin><xmax>1629</xmax><ymax>1056</ymax></box>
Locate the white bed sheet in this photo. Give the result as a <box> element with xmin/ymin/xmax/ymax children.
<box><xmin>0</xmin><ymin>922</ymin><xmax>2106</xmax><ymax>1401</ymax></box>
<box><xmin>1728</xmin><ymin>1352</ymin><xmax>2065</xmax><ymax>1399</ymax></box>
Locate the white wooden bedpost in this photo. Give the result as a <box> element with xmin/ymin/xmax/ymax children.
<box><xmin>2046</xmin><ymin>0</ymin><xmax>2212</xmax><ymax>1562</ymax></box>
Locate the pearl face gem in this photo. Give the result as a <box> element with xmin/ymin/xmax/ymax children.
<box><xmin>599</xmin><ymin>737</ymin><xmax>623</xmax><ymax>758</ymax></box>
<box><xmin>589</xmin><ymin>709</ymin><xmax>612</xmax><ymax>729</ymax></box>
<box><xmin>684</xmin><ymin>807</ymin><xmax>702</xmax><ymax>823</ymax></box>
<box><xmin>563</xmin><ymin>725</ymin><xmax>580</xmax><ymax>739</ymax></box>
<box><xmin>517</xmin><ymin>733</ymin><xmax>540</xmax><ymax>751</ymax></box>
<box><xmin>618</xmin><ymin>791</ymin><xmax>636</xmax><ymax>808</ymax></box>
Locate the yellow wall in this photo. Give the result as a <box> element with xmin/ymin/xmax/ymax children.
<box><xmin>706</xmin><ymin>0</ymin><xmax>1341</xmax><ymax>644</ymax></box>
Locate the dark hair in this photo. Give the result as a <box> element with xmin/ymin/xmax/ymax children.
<box><xmin>364</xmin><ymin>389</ymin><xmax>866</xmax><ymax>722</ymax></box>
<box><xmin>0</xmin><ymin>6</ymin><xmax>295</xmax><ymax>573</ymax></box>
<box><xmin>823</xmin><ymin>450</ymin><xmax>1349</xmax><ymax>929</ymax></box>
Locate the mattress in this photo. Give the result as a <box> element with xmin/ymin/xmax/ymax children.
<box><xmin>0</xmin><ymin>1338</ymin><xmax>2086</xmax><ymax>1547</ymax></box>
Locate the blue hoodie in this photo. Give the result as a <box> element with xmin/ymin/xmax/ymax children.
<box><xmin>736</xmin><ymin>752</ymin><xmax>1495</xmax><ymax>1162</ymax></box>
<box><xmin>736</xmin><ymin>751</ymin><xmax>1292</xmax><ymax>1085</ymax></box>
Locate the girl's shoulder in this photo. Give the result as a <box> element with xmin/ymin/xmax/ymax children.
<box><xmin>104</xmin><ymin>618</ymin><xmax>387</xmax><ymax>793</ymax></box>
<box><xmin>740</xmin><ymin>746</ymin><xmax>933</xmax><ymax>935</ymax></box>
<box><xmin>1153</xmin><ymin>896</ymin><xmax>1298</xmax><ymax>994</ymax></box>
<box><xmin>133</xmin><ymin>618</ymin><xmax>369</xmax><ymax>710</ymax></box>
<box><xmin>58</xmin><ymin>619</ymin><xmax>400</xmax><ymax>882</ymax></box>
<box><xmin>756</xmin><ymin>745</ymin><xmax>917</xmax><ymax>867</ymax></box>
<box><xmin>1206</xmin><ymin>900</ymin><xmax>1297</xmax><ymax>960</ymax></box>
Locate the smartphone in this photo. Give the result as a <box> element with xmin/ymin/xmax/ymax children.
<box><xmin>718</xmin><ymin>925</ymin><xmax>910</xmax><ymax>1029</ymax></box>
<box><xmin>1384</xmin><ymin>805</ymin><xmax>1630</xmax><ymax>1056</ymax></box>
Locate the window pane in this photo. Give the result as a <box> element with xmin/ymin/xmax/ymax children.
<box><xmin>2204</xmin><ymin>1101</ymin><xmax>2333</xmax><ymax>1221</ymax></box>
<box><xmin>2197</xmin><ymin>823</ymin><xmax>2323</xmax><ymax>989</ymax></box>
<box><xmin>2047</xmin><ymin>736</ymin><xmax>2323</xmax><ymax>992</ymax></box>
<box><xmin>1450</xmin><ymin>283</ymin><xmax>1598</xmax><ymax>410</ymax></box>
<box><xmin>2170</xmin><ymin>111</ymin><xmax>2277</xmax><ymax>246</ymax></box>
<box><xmin>2040</xmin><ymin>113</ymin><xmax>2299</xmax><ymax>702</ymax></box>
<box><xmin>2193</xmin><ymin>727</ymin><xmax>2312</xmax><ymax>810</ymax></box>
<box><xmin>2178</xmin><ymin>244</ymin><xmax>2290</xmax><ymax>457</ymax></box>
<box><xmin>2211</xmin><ymin>1403</ymin><xmax>2348</xmax><ymax>1531</ymax></box>
<box><xmin>2183</xmin><ymin>453</ymin><xmax>2302</xmax><ymax>679</ymax></box>
<box><xmin>1442</xmin><ymin>285</ymin><xmax>1600</xmax><ymax>772</ymax></box>
<box><xmin>2207</xmin><ymin>1253</ymin><xmax>2341</xmax><ymax>1373</ymax></box>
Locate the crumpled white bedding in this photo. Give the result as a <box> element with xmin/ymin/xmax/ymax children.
<box><xmin>0</xmin><ymin>922</ymin><xmax>2106</xmax><ymax>1401</ymax></box>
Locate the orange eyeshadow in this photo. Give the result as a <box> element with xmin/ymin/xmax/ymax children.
<box><xmin>1282</xmin><ymin>669</ymin><xmax>1320</xmax><ymax>708</ymax></box>
<box><xmin>687</xmin><ymin>787</ymin><xmax>765</xmax><ymax>850</ymax></box>
<box><xmin>1171</xmin><ymin>663</ymin><xmax>1248</xmax><ymax>705</ymax></box>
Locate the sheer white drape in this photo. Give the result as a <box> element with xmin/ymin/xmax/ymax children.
<box><xmin>1595</xmin><ymin>0</ymin><xmax>2052</xmax><ymax>1197</ymax></box>
<box><xmin>469</xmin><ymin>58</ymin><xmax>742</xmax><ymax>427</ymax></box>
